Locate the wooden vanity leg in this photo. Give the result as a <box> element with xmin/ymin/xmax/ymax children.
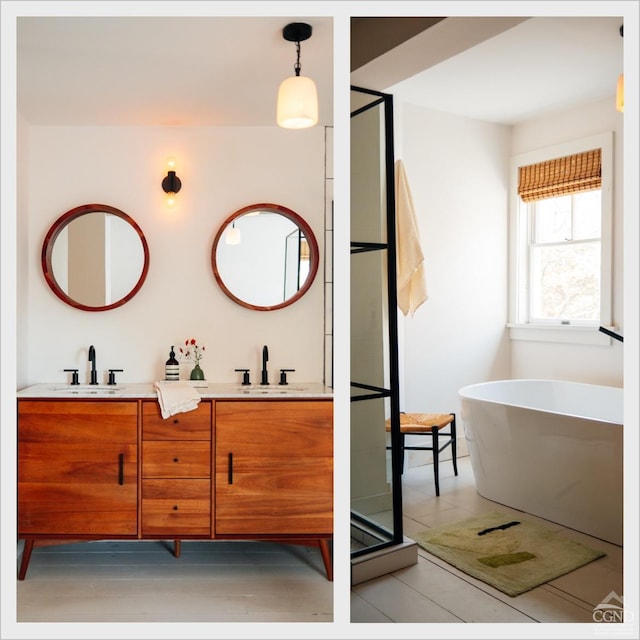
<box><xmin>318</xmin><ymin>538</ymin><xmax>333</xmax><ymax>581</ymax></box>
<box><xmin>173</xmin><ymin>540</ymin><xmax>181</xmax><ymax>558</ymax></box>
<box><xmin>18</xmin><ymin>539</ymin><xmax>35</xmax><ymax>580</ymax></box>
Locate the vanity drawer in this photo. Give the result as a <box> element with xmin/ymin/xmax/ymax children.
<box><xmin>142</xmin><ymin>479</ymin><xmax>211</xmax><ymax>535</ymax></box>
<box><xmin>143</xmin><ymin>441</ymin><xmax>211</xmax><ymax>478</ymax></box>
<box><xmin>142</xmin><ymin>401</ymin><xmax>211</xmax><ymax>441</ymax></box>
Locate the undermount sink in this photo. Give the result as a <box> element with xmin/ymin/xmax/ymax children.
<box><xmin>48</xmin><ymin>384</ymin><xmax>124</xmax><ymax>394</ymax></box>
<box><xmin>236</xmin><ymin>385</ymin><xmax>308</xmax><ymax>394</ymax></box>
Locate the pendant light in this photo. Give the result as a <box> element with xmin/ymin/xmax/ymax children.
<box><xmin>616</xmin><ymin>25</ymin><xmax>624</xmax><ymax>113</ymax></box>
<box><xmin>616</xmin><ymin>74</ymin><xmax>624</xmax><ymax>112</ymax></box>
<box><xmin>226</xmin><ymin>222</ymin><xmax>241</xmax><ymax>245</ymax></box>
<box><xmin>277</xmin><ymin>22</ymin><xmax>318</xmax><ymax>129</ymax></box>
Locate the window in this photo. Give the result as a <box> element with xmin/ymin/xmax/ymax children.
<box><xmin>509</xmin><ymin>133</ymin><xmax>613</xmax><ymax>343</ymax></box>
<box><xmin>529</xmin><ymin>190</ymin><xmax>601</xmax><ymax>324</ymax></box>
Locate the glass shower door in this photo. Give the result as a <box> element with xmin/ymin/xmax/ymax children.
<box><xmin>351</xmin><ymin>86</ymin><xmax>404</xmax><ymax>558</ymax></box>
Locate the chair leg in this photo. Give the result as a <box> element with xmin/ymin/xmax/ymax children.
<box><xmin>399</xmin><ymin>432</ymin><xmax>406</xmax><ymax>474</ymax></box>
<box><xmin>431</xmin><ymin>426</ymin><xmax>440</xmax><ymax>496</ymax></box>
<box><xmin>451</xmin><ymin>413</ymin><xmax>458</xmax><ymax>476</ymax></box>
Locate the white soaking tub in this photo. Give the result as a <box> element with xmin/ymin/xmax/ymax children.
<box><xmin>458</xmin><ymin>379</ymin><xmax>623</xmax><ymax>545</ymax></box>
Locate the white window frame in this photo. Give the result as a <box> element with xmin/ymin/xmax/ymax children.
<box><xmin>508</xmin><ymin>132</ymin><xmax>614</xmax><ymax>345</ymax></box>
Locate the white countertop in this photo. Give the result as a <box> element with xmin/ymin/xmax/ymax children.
<box><xmin>17</xmin><ymin>382</ymin><xmax>333</xmax><ymax>399</ymax></box>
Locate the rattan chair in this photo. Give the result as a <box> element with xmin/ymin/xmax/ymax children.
<box><xmin>385</xmin><ymin>412</ymin><xmax>457</xmax><ymax>496</ymax></box>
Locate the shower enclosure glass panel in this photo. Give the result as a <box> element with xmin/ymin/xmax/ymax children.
<box><xmin>351</xmin><ymin>86</ymin><xmax>403</xmax><ymax>557</ymax></box>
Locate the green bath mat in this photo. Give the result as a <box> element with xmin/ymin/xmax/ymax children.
<box><xmin>412</xmin><ymin>510</ymin><xmax>606</xmax><ymax>597</ymax></box>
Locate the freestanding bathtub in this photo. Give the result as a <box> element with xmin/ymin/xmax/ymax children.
<box><xmin>458</xmin><ymin>379</ymin><xmax>623</xmax><ymax>546</ymax></box>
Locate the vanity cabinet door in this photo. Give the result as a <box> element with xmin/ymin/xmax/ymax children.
<box><xmin>215</xmin><ymin>400</ymin><xmax>333</xmax><ymax>535</ymax></box>
<box><xmin>18</xmin><ymin>400</ymin><xmax>138</xmax><ymax>535</ymax></box>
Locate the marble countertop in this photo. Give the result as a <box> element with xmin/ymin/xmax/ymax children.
<box><xmin>17</xmin><ymin>381</ymin><xmax>333</xmax><ymax>399</ymax></box>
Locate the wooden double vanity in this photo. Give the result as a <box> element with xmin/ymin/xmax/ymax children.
<box><xmin>17</xmin><ymin>383</ymin><xmax>333</xmax><ymax>580</ymax></box>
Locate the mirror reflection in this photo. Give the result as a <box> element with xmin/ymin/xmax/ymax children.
<box><xmin>42</xmin><ymin>204</ymin><xmax>149</xmax><ymax>311</ymax></box>
<box><xmin>212</xmin><ymin>203</ymin><xmax>318</xmax><ymax>311</ymax></box>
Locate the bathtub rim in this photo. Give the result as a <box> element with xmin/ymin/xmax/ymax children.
<box><xmin>458</xmin><ymin>378</ymin><xmax>623</xmax><ymax>426</ymax></box>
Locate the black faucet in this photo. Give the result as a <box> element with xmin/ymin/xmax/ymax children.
<box><xmin>88</xmin><ymin>345</ymin><xmax>98</xmax><ymax>385</ymax></box>
<box><xmin>261</xmin><ymin>345</ymin><xmax>269</xmax><ymax>385</ymax></box>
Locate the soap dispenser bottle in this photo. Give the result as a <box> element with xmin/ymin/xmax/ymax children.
<box><xmin>165</xmin><ymin>346</ymin><xmax>180</xmax><ymax>381</ymax></box>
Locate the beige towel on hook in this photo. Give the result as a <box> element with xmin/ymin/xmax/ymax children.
<box><xmin>395</xmin><ymin>159</ymin><xmax>428</xmax><ymax>316</ymax></box>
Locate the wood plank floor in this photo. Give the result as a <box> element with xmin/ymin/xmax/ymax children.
<box><xmin>16</xmin><ymin>539</ymin><xmax>332</xmax><ymax>623</ymax></box>
<box><xmin>351</xmin><ymin>455</ymin><xmax>625</xmax><ymax>625</ymax></box>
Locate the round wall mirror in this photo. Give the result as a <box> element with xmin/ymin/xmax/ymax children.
<box><xmin>42</xmin><ymin>203</ymin><xmax>150</xmax><ymax>311</ymax></box>
<box><xmin>212</xmin><ymin>203</ymin><xmax>319</xmax><ymax>311</ymax></box>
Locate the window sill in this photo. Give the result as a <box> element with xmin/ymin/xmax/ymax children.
<box><xmin>507</xmin><ymin>323</ymin><xmax>614</xmax><ymax>345</ymax></box>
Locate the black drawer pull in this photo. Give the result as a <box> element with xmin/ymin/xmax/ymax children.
<box><xmin>173</xmin><ymin>505</ymin><xmax>179</xmax><ymax>511</ymax></box>
<box><xmin>173</xmin><ymin>418</ymin><xmax>179</xmax><ymax>424</ymax></box>
<box><xmin>118</xmin><ymin>453</ymin><xmax>124</xmax><ymax>485</ymax></box>
<box><xmin>228</xmin><ymin>452</ymin><xmax>233</xmax><ymax>484</ymax></box>
<box><xmin>173</xmin><ymin>457</ymin><xmax>179</xmax><ymax>463</ymax></box>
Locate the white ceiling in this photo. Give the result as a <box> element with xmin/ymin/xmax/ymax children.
<box><xmin>17</xmin><ymin>16</ymin><xmax>333</xmax><ymax>127</ymax></box>
<box><xmin>15</xmin><ymin>15</ymin><xmax>626</xmax><ymax>129</ymax></box>
<box><xmin>352</xmin><ymin>16</ymin><xmax>624</xmax><ymax>126</ymax></box>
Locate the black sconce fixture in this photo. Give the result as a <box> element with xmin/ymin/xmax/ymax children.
<box><xmin>162</xmin><ymin>157</ymin><xmax>182</xmax><ymax>207</ymax></box>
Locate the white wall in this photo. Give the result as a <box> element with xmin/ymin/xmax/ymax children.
<box><xmin>396</xmin><ymin>102</ymin><xmax>512</xmax><ymax>425</ymax></box>
<box><xmin>17</xmin><ymin>113</ymin><xmax>30</xmax><ymax>390</ymax></box>
<box><xmin>510</xmin><ymin>98</ymin><xmax>624</xmax><ymax>386</ymax></box>
<box><xmin>19</xmin><ymin>125</ymin><xmax>327</xmax><ymax>387</ymax></box>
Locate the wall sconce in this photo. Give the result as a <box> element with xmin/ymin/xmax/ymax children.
<box><xmin>226</xmin><ymin>222</ymin><xmax>241</xmax><ymax>245</ymax></box>
<box><xmin>276</xmin><ymin>22</ymin><xmax>318</xmax><ymax>129</ymax></box>
<box><xmin>162</xmin><ymin>157</ymin><xmax>182</xmax><ymax>206</ymax></box>
<box><xmin>616</xmin><ymin>25</ymin><xmax>624</xmax><ymax>113</ymax></box>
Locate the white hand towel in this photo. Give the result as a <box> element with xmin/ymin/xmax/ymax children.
<box><xmin>154</xmin><ymin>380</ymin><xmax>201</xmax><ymax>419</ymax></box>
<box><xmin>395</xmin><ymin>159</ymin><xmax>428</xmax><ymax>317</ymax></box>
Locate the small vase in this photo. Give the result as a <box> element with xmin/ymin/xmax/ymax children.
<box><xmin>190</xmin><ymin>363</ymin><xmax>205</xmax><ymax>381</ymax></box>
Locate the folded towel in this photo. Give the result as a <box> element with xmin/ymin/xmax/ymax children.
<box><xmin>154</xmin><ymin>380</ymin><xmax>201</xmax><ymax>419</ymax></box>
<box><xmin>395</xmin><ymin>159</ymin><xmax>428</xmax><ymax>317</ymax></box>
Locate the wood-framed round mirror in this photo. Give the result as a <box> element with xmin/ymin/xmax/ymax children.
<box><xmin>42</xmin><ymin>203</ymin><xmax>150</xmax><ymax>312</ymax></box>
<box><xmin>212</xmin><ymin>203</ymin><xmax>319</xmax><ymax>311</ymax></box>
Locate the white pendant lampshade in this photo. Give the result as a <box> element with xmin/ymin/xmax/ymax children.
<box><xmin>277</xmin><ymin>75</ymin><xmax>318</xmax><ymax>129</ymax></box>
<box><xmin>277</xmin><ymin>22</ymin><xmax>318</xmax><ymax>129</ymax></box>
<box><xmin>226</xmin><ymin>223</ymin><xmax>241</xmax><ymax>245</ymax></box>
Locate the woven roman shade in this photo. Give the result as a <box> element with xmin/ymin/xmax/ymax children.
<box><xmin>518</xmin><ymin>148</ymin><xmax>601</xmax><ymax>203</ymax></box>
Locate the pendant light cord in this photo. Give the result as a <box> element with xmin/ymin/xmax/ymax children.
<box><xmin>294</xmin><ymin>40</ymin><xmax>301</xmax><ymax>77</ymax></box>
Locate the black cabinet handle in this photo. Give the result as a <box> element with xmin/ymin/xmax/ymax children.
<box><xmin>118</xmin><ymin>453</ymin><xmax>124</xmax><ymax>485</ymax></box>
<box><xmin>228</xmin><ymin>452</ymin><xmax>233</xmax><ymax>484</ymax></box>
